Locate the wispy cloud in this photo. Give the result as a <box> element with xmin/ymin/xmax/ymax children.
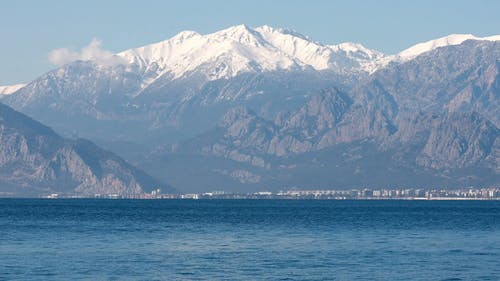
<box><xmin>48</xmin><ymin>38</ymin><xmax>125</xmax><ymax>67</ymax></box>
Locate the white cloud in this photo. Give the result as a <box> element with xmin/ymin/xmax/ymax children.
<box><xmin>48</xmin><ymin>38</ymin><xmax>125</xmax><ymax>67</ymax></box>
<box><xmin>48</xmin><ymin>48</ymin><xmax>80</xmax><ymax>66</ymax></box>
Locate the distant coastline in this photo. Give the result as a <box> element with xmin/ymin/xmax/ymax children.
<box><xmin>2</xmin><ymin>187</ymin><xmax>494</xmax><ymax>200</ymax></box>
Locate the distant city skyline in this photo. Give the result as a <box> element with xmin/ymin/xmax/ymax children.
<box><xmin>1</xmin><ymin>0</ymin><xmax>499</xmax><ymax>84</ymax></box>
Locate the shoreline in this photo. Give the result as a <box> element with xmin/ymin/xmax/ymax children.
<box><xmin>1</xmin><ymin>197</ymin><xmax>500</xmax><ymax>201</ymax></box>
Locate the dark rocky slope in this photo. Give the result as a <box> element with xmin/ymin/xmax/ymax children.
<box><xmin>0</xmin><ymin>103</ymin><xmax>172</xmax><ymax>197</ymax></box>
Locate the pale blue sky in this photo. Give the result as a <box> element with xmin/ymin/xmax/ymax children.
<box><xmin>1</xmin><ymin>0</ymin><xmax>499</xmax><ymax>84</ymax></box>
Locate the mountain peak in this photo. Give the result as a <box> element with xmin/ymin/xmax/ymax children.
<box><xmin>171</xmin><ymin>30</ymin><xmax>201</xmax><ymax>42</ymax></box>
<box><xmin>221</xmin><ymin>24</ymin><xmax>252</xmax><ymax>32</ymax></box>
<box><xmin>211</xmin><ymin>24</ymin><xmax>265</xmax><ymax>46</ymax></box>
<box><xmin>213</xmin><ymin>24</ymin><xmax>256</xmax><ymax>38</ymax></box>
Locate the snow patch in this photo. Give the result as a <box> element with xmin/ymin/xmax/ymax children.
<box><xmin>0</xmin><ymin>84</ymin><xmax>25</xmax><ymax>96</ymax></box>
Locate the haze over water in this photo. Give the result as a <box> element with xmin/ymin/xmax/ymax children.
<box><xmin>1</xmin><ymin>199</ymin><xmax>499</xmax><ymax>280</ymax></box>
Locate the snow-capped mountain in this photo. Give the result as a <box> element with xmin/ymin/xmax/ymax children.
<box><xmin>5</xmin><ymin>26</ymin><xmax>500</xmax><ymax>142</ymax></box>
<box><xmin>3</xmin><ymin>25</ymin><xmax>500</xmax><ymax>192</ymax></box>
<box><xmin>89</xmin><ymin>27</ymin><xmax>500</xmax><ymax>83</ymax></box>
<box><xmin>118</xmin><ymin>24</ymin><xmax>384</xmax><ymax>84</ymax></box>
<box><xmin>0</xmin><ymin>84</ymin><xmax>25</xmax><ymax>96</ymax></box>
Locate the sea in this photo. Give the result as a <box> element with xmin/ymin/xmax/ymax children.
<box><xmin>0</xmin><ymin>199</ymin><xmax>499</xmax><ymax>280</ymax></box>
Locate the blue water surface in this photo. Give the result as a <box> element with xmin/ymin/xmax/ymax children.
<box><xmin>0</xmin><ymin>199</ymin><xmax>499</xmax><ymax>280</ymax></box>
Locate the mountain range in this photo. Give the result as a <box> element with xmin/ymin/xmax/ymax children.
<box><xmin>2</xmin><ymin>25</ymin><xmax>499</xmax><ymax>194</ymax></box>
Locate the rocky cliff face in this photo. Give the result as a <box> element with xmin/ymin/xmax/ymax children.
<box><xmin>0</xmin><ymin>103</ymin><xmax>170</xmax><ymax>196</ymax></box>
<box><xmin>161</xmin><ymin>84</ymin><xmax>498</xmax><ymax>191</ymax></box>
<box><xmin>195</xmin><ymin>88</ymin><xmax>396</xmax><ymax>157</ymax></box>
<box><xmin>416</xmin><ymin>112</ymin><xmax>499</xmax><ymax>169</ymax></box>
<box><xmin>184</xmin><ymin>88</ymin><xmax>498</xmax><ymax>168</ymax></box>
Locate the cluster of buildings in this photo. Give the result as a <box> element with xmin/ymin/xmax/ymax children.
<box><xmin>270</xmin><ymin>188</ymin><xmax>500</xmax><ymax>200</ymax></box>
<box><xmin>158</xmin><ymin>187</ymin><xmax>500</xmax><ymax>200</ymax></box>
<box><xmin>44</xmin><ymin>187</ymin><xmax>500</xmax><ymax>200</ymax></box>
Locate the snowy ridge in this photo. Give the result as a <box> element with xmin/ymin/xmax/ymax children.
<box><xmin>0</xmin><ymin>84</ymin><xmax>25</xmax><ymax>96</ymax></box>
<box><xmin>119</xmin><ymin>25</ymin><xmax>299</xmax><ymax>81</ymax></box>
<box><xmin>395</xmin><ymin>34</ymin><xmax>500</xmax><ymax>61</ymax></box>
<box><xmin>113</xmin><ymin>27</ymin><xmax>500</xmax><ymax>80</ymax></box>
<box><xmin>118</xmin><ymin>25</ymin><xmax>384</xmax><ymax>81</ymax></box>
